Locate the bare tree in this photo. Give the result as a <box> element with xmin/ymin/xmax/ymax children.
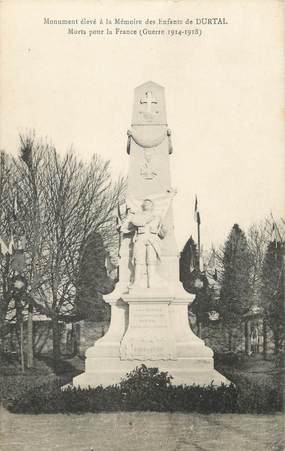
<box><xmin>246</xmin><ymin>216</ymin><xmax>285</xmax><ymax>301</ymax></box>
<box><xmin>247</xmin><ymin>220</ymin><xmax>271</xmax><ymax>305</ymax></box>
<box><xmin>0</xmin><ymin>151</ymin><xmax>15</xmax><ymax>344</ymax></box>
<box><xmin>13</xmin><ymin>136</ymin><xmax>124</xmax><ymax>363</ymax></box>
<box><xmin>0</xmin><ymin>150</ymin><xmax>29</xmax><ymax>371</ymax></box>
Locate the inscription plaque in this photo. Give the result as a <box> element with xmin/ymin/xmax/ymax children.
<box><xmin>120</xmin><ymin>303</ymin><xmax>176</xmax><ymax>360</ymax></box>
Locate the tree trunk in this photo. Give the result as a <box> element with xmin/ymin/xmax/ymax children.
<box><xmin>20</xmin><ymin>321</ymin><xmax>25</xmax><ymax>374</ymax></box>
<box><xmin>257</xmin><ymin>320</ymin><xmax>261</xmax><ymax>354</ymax></box>
<box><xmin>52</xmin><ymin>317</ymin><xmax>61</xmax><ymax>365</ymax></box>
<box><xmin>15</xmin><ymin>300</ymin><xmax>24</xmax><ymax>372</ymax></box>
<box><xmin>26</xmin><ymin>304</ymin><xmax>33</xmax><ymax>368</ymax></box>
<box><xmin>273</xmin><ymin>330</ymin><xmax>280</xmax><ymax>355</ymax></box>
<box><xmin>228</xmin><ymin>330</ymin><xmax>232</xmax><ymax>352</ymax></box>
<box><xmin>245</xmin><ymin>320</ymin><xmax>251</xmax><ymax>355</ymax></box>
<box><xmin>263</xmin><ymin>317</ymin><xmax>268</xmax><ymax>360</ymax></box>
<box><xmin>72</xmin><ymin>323</ymin><xmax>79</xmax><ymax>356</ymax></box>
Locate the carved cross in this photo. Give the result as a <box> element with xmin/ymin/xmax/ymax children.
<box><xmin>140</xmin><ymin>91</ymin><xmax>158</xmax><ymax>113</ymax></box>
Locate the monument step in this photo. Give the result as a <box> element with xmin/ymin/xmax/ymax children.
<box><xmin>73</xmin><ymin>357</ymin><xmax>230</xmax><ymax>388</ymax></box>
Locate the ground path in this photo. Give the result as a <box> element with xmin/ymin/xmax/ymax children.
<box><xmin>0</xmin><ymin>407</ymin><xmax>283</xmax><ymax>451</ymax></box>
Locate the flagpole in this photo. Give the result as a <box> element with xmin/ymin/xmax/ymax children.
<box><xmin>197</xmin><ymin>218</ymin><xmax>201</xmax><ymax>272</ymax></box>
<box><xmin>194</xmin><ymin>195</ymin><xmax>201</xmax><ymax>272</ymax></box>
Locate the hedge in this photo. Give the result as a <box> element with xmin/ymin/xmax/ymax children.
<box><xmin>2</xmin><ymin>365</ymin><xmax>283</xmax><ymax>414</ymax></box>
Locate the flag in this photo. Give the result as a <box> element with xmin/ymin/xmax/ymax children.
<box><xmin>189</xmin><ymin>252</ymin><xmax>195</xmax><ymax>273</ymax></box>
<box><xmin>272</xmin><ymin>223</ymin><xmax>278</xmax><ymax>248</ymax></box>
<box><xmin>270</xmin><ymin>212</ymin><xmax>283</xmax><ymax>244</ymax></box>
<box><xmin>271</xmin><ymin>221</ymin><xmax>282</xmax><ymax>245</ymax></box>
<box><xmin>8</xmin><ymin>235</ymin><xmax>15</xmax><ymax>255</ymax></box>
<box><xmin>11</xmin><ymin>250</ymin><xmax>26</xmax><ymax>271</ymax></box>
<box><xmin>0</xmin><ymin>235</ymin><xmax>15</xmax><ymax>256</ymax></box>
<box><xmin>13</xmin><ymin>193</ymin><xmax>18</xmax><ymax>219</ymax></box>
<box><xmin>19</xmin><ymin>235</ymin><xmax>26</xmax><ymax>250</ymax></box>
<box><xmin>194</xmin><ymin>196</ymin><xmax>201</xmax><ymax>225</ymax></box>
<box><xmin>184</xmin><ymin>235</ymin><xmax>197</xmax><ymax>273</ymax></box>
<box><xmin>0</xmin><ymin>237</ymin><xmax>9</xmax><ymax>255</ymax></box>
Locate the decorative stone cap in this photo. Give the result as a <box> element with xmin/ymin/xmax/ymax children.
<box><xmin>132</xmin><ymin>81</ymin><xmax>167</xmax><ymax>126</ymax></box>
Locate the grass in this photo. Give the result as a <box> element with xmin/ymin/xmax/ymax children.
<box><xmin>215</xmin><ymin>353</ymin><xmax>284</xmax><ymax>390</ymax></box>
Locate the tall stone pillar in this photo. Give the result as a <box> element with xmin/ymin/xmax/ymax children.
<box><xmin>73</xmin><ymin>81</ymin><xmax>229</xmax><ymax>387</ymax></box>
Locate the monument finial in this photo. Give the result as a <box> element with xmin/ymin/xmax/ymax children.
<box><xmin>132</xmin><ymin>81</ymin><xmax>167</xmax><ymax>126</ymax></box>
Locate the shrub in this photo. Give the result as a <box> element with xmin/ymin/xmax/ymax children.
<box><xmin>2</xmin><ymin>365</ymin><xmax>283</xmax><ymax>414</ymax></box>
<box><xmin>236</xmin><ymin>380</ymin><xmax>283</xmax><ymax>413</ymax></box>
<box><xmin>119</xmin><ymin>365</ymin><xmax>173</xmax><ymax>411</ymax></box>
<box><xmin>0</xmin><ymin>375</ymin><xmax>59</xmax><ymax>405</ymax></box>
<box><xmin>7</xmin><ymin>383</ymin><xmax>127</xmax><ymax>414</ymax></box>
<box><xmin>214</xmin><ymin>351</ymin><xmax>247</xmax><ymax>367</ymax></box>
<box><xmin>120</xmin><ymin>365</ymin><xmax>173</xmax><ymax>391</ymax></box>
<box><xmin>274</xmin><ymin>351</ymin><xmax>285</xmax><ymax>369</ymax></box>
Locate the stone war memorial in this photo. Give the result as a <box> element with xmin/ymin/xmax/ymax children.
<box><xmin>73</xmin><ymin>81</ymin><xmax>229</xmax><ymax>387</ymax></box>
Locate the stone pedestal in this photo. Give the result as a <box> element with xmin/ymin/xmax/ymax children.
<box><xmin>73</xmin><ymin>289</ymin><xmax>229</xmax><ymax>388</ymax></box>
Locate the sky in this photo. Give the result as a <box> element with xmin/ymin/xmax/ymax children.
<box><xmin>0</xmin><ymin>0</ymin><xmax>284</xmax><ymax>251</ymax></box>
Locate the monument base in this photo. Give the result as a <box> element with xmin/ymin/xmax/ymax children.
<box><xmin>72</xmin><ymin>292</ymin><xmax>230</xmax><ymax>388</ymax></box>
<box><xmin>73</xmin><ymin>358</ymin><xmax>228</xmax><ymax>388</ymax></box>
